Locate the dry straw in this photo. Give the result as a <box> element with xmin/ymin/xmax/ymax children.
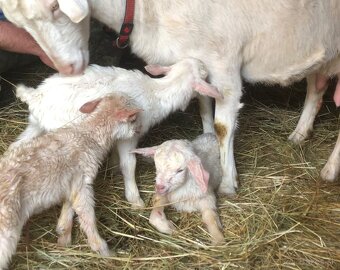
<box><xmin>0</xmin><ymin>65</ymin><xmax>339</xmax><ymax>270</ymax></box>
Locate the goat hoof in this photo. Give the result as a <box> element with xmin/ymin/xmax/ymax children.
<box><xmin>93</xmin><ymin>241</ymin><xmax>112</xmax><ymax>257</ymax></box>
<box><xmin>99</xmin><ymin>248</ymin><xmax>113</xmax><ymax>257</ymax></box>
<box><xmin>57</xmin><ymin>234</ymin><xmax>72</xmax><ymax>247</ymax></box>
<box><xmin>321</xmin><ymin>163</ymin><xmax>339</xmax><ymax>182</ymax></box>
<box><xmin>218</xmin><ymin>184</ymin><xmax>236</xmax><ymax>196</ymax></box>
<box><xmin>211</xmin><ymin>235</ymin><xmax>226</xmax><ymax>246</ymax></box>
<box><xmin>149</xmin><ymin>217</ymin><xmax>175</xmax><ymax>235</ymax></box>
<box><xmin>288</xmin><ymin>130</ymin><xmax>310</xmax><ymax>145</ymax></box>
<box><xmin>130</xmin><ymin>197</ymin><xmax>145</xmax><ymax>209</ymax></box>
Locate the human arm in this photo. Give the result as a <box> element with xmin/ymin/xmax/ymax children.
<box><xmin>0</xmin><ymin>21</ymin><xmax>55</xmax><ymax>69</ymax></box>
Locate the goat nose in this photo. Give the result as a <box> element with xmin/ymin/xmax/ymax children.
<box><xmin>156</xmin><ymin>184</ymin><xmax>166</xmax><ymax>193</ymax></box>
<box><xmin>58</xmin><ymin>64</ymin><xmax>74</xmax><ymax>75</ymax></box>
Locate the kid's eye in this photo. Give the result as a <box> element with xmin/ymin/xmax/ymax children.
<box><xmin>176</xmin><ymin>169</ymin><xmax>184</xmax><ymax>174</ymax></box>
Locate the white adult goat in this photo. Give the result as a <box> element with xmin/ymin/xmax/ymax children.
<box><xmin>2</xmin><ymin>0</ymin><xmax>340</xmax><ymax>189</ymax></box>
<box><xmin>13</xmin><ymin>58</ymin><xmax>222</xmax><ymax>207</ymax></box>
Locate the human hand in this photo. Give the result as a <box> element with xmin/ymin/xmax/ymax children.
<box><xmin>0</xmin><ymin>21</ymin><xmax>56</xmax><ymax>70</ymax></box>
<box><xmin>37</xmin><ymin>50</ymin><xmax>56</xmax><ymax>70</ymax></box>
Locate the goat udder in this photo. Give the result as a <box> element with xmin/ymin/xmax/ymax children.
<box><xmin>334</xmin><ymin>79</ymin><xmax>340</xmax><ymax>107</ymax></box>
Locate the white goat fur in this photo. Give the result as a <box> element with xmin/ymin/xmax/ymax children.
<box><xmin>13</xmin><ymin>58</ymin><xmax>222</xmax><ymax>208</ymax></box>
<box><xmin>0</xmin><ymin>95</ymin><xmax>139</xmax><ymax>269</ymax></box>
<box><xmin>134</xmin><ymin>133</ymin><xmax>224</xmax><ymax>245</ymax></box>
<box><xmin>2</xmin><ymin>0</ymin><xmax>340</xmax><ymax>186</ymax></box>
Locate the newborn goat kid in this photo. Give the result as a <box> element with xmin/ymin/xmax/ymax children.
<box><xmin>14</xmin><ymin>58</ymin><xmax>222</xmax><ymax>208</ymax></box>
<box><xmin>133</xmin><ymin>133</ymin><xmax>225</xmax><ymax>245</ymax></box>
<box><xmin>0</xmin><ymin>95</ymin><xmax>139</xmax><ymax>269</ymax></box>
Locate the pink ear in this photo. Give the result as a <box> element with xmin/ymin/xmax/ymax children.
<box><xmin>192</xmin><ymin>81</ymin><xmax>224</xmax><ymax>99</ymax></box>
<box><xmin>131</xmin><ymin>146</ymin><xmax>158</xmax><ymax>157</ymax></box>
<box><xmin>187</xmin><ymin>158</ymin><xmax>210</xmax><ymax>193</ymax></box>
<box><xmin>79</xmin><ymin>99</ymin><xmax>102</xmax><ymax>114</ymax></box>
<box><xmin>116</xmin><ymin>108</ymin><xmax>142</xmax><ymax>122</ymax></box>
<box><xmin>145</xmin><ymin>64</ymin><xmax>171</xmax><ymax>76</ymax></box>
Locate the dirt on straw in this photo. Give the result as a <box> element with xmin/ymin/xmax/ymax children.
<box><xmin>0</xmin><ymin>38</ymin><xmax>339</xmax><ymax>269</ymax></box>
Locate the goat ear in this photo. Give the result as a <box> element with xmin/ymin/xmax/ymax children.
<box><xmin>145</xmin><ymin>65</ymin><xmax>171</xmax><ymax>76</ymax></box>
<box><xmin>3</xmin><ymin>0</ymin><xmax>18</xmax><ymax>10</ymax></box>
<box><xmin>115</xmin><ymin>107</ymin><xmax>141</xmax><ymax>122</ymax></box>
<box><xmin>192</xmin><ymin>81</ymin><xmax>224</xmax><ymax>99</ymax></box>
<box><xmin>58</xmin><ymin>0</ymin><xmax>89</xmax><ymax>23</ymax></box>
<box><xmin>0</xmin><ymin>1</ymin><xmax>18</xmax><ymax>13</ymax></box>
<box><xmin>131</xmin><ymin>146</ymin><xmax>158</xmax><ymax>157</ymax></box>
<box><xmin>187</xmin><ymin>158</ymin><xmax>210</xmax><ymax>193</ymax></box>
<box><xmin>79</xmin><ymin>99</ymin><xmax>101</xmax><ymax>114</ymax></box>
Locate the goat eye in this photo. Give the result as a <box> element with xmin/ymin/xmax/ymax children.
<box><xmin>51</xmin><ymin>2</ymin><xmax>59</xmax><ymax>12</ymax></box>
<box><xmin>176</xmin><ymin>169</ymin><xmax>184</xmax><ymax>174</ymax></box>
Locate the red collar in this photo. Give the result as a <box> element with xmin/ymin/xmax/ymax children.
<box><xmin>115</xmin><ymin>0</ymin><xmax>135</xmax><ymax>48</ymax></box>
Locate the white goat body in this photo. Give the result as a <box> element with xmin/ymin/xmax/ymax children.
<box><xmin>2</xmin><ymin>0</ymin><xmax>340</xmax><ymax>186</ymax></box>
<box><xmin>0</xmin><ymin>95</ymin><xmax>139</xmax><ymax>270</ymax></box>
<box><xmin>133</xmin><ymin>133</ymin><xmax>224</xmax><ymax>245</ymax></box>
<box><xmin>14</xmin><ymin>58</ymin><xmax>222</xmax><ymax>207</ymax></box>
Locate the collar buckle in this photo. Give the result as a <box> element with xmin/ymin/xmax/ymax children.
<box><xmin>113</xmin><ymin>0</ymin><xmax>135</xmax><ymax>49</ymax></box>
<box><xmin>115</xmin><ymin>37</ymin><xmax>129</xmax><ymax>49</ymax></box>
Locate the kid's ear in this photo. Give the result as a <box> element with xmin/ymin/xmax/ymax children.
<box><xmin>187</xmin><ymin>158</ymin><xmax>210</xmax><ymax>193</ymax></box>
<box><xmin>115</xmin><ymin>107</ymin><xmax>142</xmax><ymax>122</ymax></box>
<box><xmin>79</xmin><ymin>98</ymin><xmax>102</xmax><ymax>114</ymax></box>
<box><xmin>58</xmin><ymin>0</ymin><xmax>89</xmax><ymax>23</ymax></box>
<box><xmin>131</xmin><ymin>146</ymin><xmax>159</xmax><ymax>157</ymax></box>
<box><xmin>0</xmin><ymin>0</ymin><xmax>18</xmax><ymax>11</ymax></box>
<box><xmin>192</xmin><ymin>81</ymin><xmax>223</xmax><ymax>99</ymax></box>
<box><xmin>144</xmin><ymin>64</ymin><xmax>171</xmax><ymax>76</ymax></box>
